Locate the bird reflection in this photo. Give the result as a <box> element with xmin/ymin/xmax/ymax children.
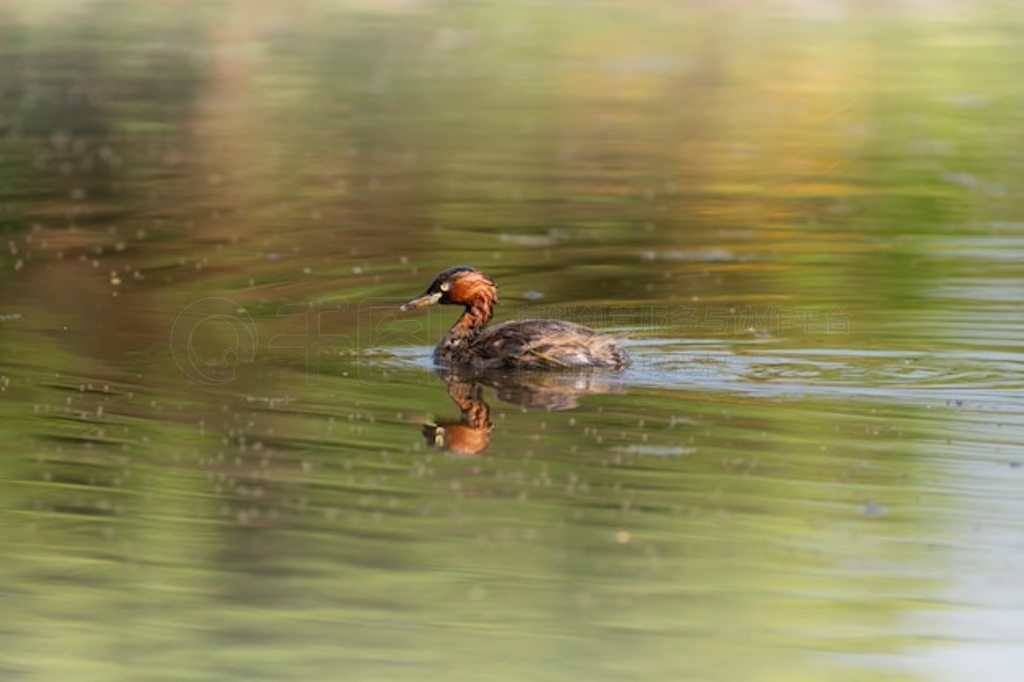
<box><xmin>421</xmin><ymin>368</ymin><xmax>622</xmax><ymax>456</ymax></box>
<box><xmin>422</xmin><ymin>376</ymin><xmax>493</xmax><ymax>456</ymax></box>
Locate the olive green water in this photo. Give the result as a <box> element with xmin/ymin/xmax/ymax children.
<box><xmin>2</xmin><ymin>1</ymin><xmax>1024</xmax><ymax>680</ymax></box>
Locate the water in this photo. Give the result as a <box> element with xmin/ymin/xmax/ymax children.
<box><xmin>2</xmin><ymin>1</ymin><xmax>1023</xmax><ymax>680</ymax></box>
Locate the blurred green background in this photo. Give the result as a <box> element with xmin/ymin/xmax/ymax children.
<box><xmin>1</xmin><ymin>1</ymin><xmax>1023</xmax><ymax>680</ymax></box>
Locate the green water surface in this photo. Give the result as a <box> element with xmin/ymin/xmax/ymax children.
<box><xmin>1</xmin><ymin>1</ymin><xmax>1023</xmax><ymax>680</ymax></box>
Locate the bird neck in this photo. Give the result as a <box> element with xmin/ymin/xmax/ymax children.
<box><xmin>435</xmin><ymin>298</ymin><xmax>494</xmax><ymax>364</ymax></box>
<box><xmin>456</xmin><ymin>297</ymin><xmax>494</xmax><ymax>333</ymax></box>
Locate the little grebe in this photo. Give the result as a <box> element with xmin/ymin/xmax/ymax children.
<box><xmin>399</xmin><ymin>266</ymin><xmax>627</xmax><ymax>370</ymax></box>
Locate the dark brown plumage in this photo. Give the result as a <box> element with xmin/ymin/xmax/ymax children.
<box><xmin>399</xmin><ymin>265</ymin><xmax>627</xmax><ymax>370</ymax></box>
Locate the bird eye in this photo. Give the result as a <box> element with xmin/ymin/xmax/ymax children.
<box><xmin>439</xmin><ymin>282</ymin><xmax>450</xmax><ymax>292</ymax></box>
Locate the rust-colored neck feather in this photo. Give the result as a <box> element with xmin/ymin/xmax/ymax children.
<box><xmin>451</xmin><ymin>273</ymin><xmax>497</xmax><ymax>330</ymax></box>
<box><xmin>434</xmin><ymin>273</ymin><xmax>497</xmax><ymax>365</ymax></box>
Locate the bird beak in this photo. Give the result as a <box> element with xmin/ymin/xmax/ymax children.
<box><xmin>399</xmin><ymin>292</ymin><xmax>442</xmax><ymax>311</ymax></box>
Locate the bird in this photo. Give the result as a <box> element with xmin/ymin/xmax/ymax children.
<box><xmin>399</xmin><ymin>265</ymin><xmax>627</xmax><ymax>370</ymax></box>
